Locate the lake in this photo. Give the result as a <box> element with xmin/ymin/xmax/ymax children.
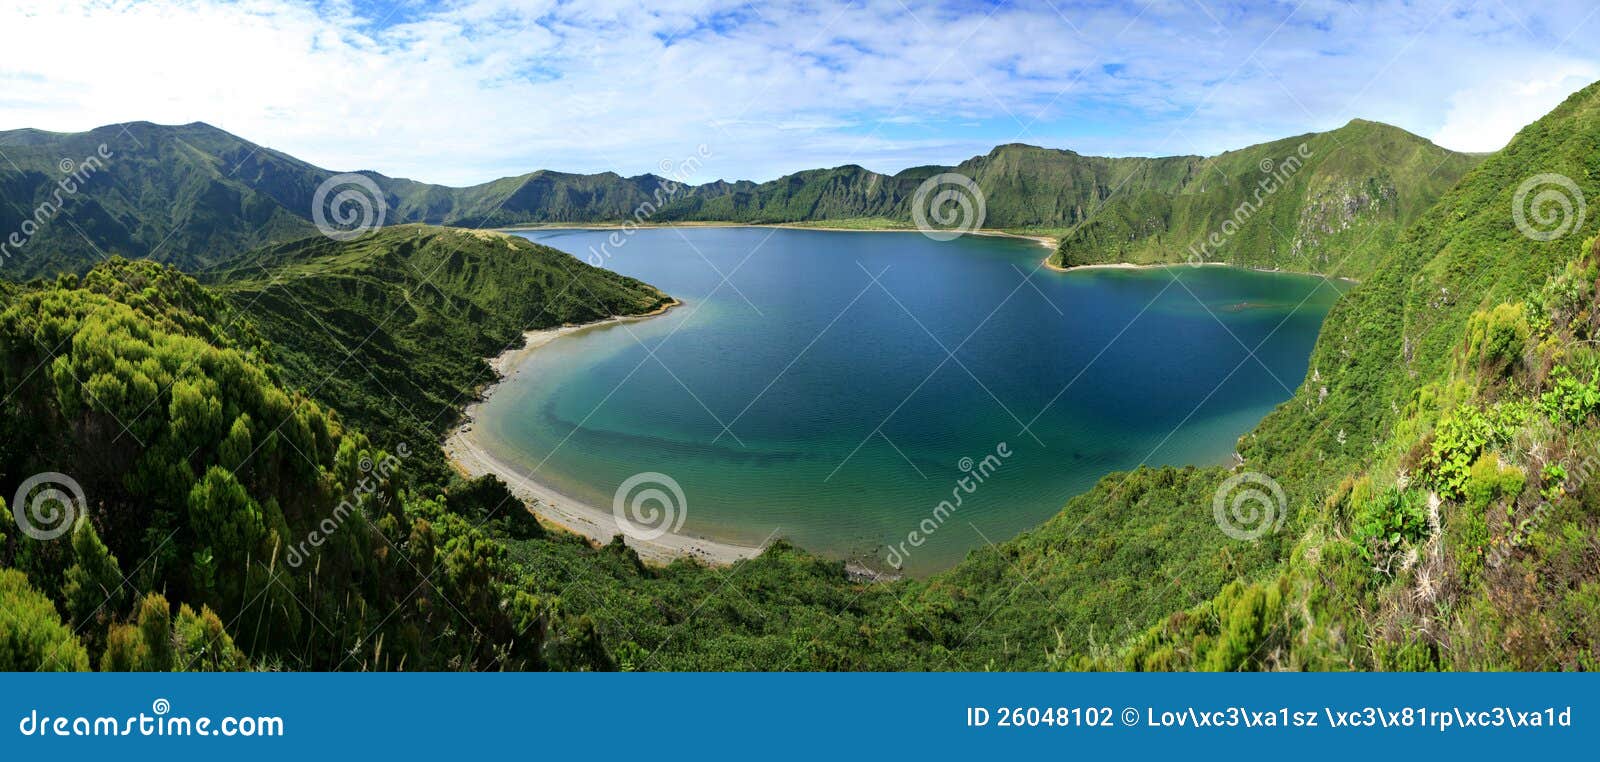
<box><xmin>475</xmin><ymin>227</ymin><xmax>1346</xmax><ymax>574</ymax></box>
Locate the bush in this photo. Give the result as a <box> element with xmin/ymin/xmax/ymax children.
<box><xmin>1352</xmin><ymin>487</ymin><xmax>1430</xmax><ymax>574</ymax></box>
<box><xmin>1463</xmin><ymin>453</ymin><xmax>1525</xmax><ymax>510</ymax></box>
<box><xmin>0</xmin><ymin>569</ymin><xmax>90</xmax><ymax>671</ymax></box>
<box><xmin>1449</xmin><ymin>454</ymin><xmax>1524</xmax><ymax>586</ymax></box>
<box><xmin>1427</xmin><ymin>407</ymin><xmax>1491</xmax><ymax>499</ymax></box>
<box><xmin>1540</xmin><ymin>366</ymin><xmax>1600</xmax><ymax>427</ymax></box>
<box><xmin>1463</xmin><ymin>302</ymin><xmax>1530</xmax><ymax>378</ymax></box>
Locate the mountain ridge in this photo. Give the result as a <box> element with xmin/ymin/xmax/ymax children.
<box><xmin>0</xmin><ymin>119</ymin><xmax>1477</xmax><ymax>279</ymax></box>
<box><xmin>1050</xmin><ymin>118</ymin><xmax>1479</xmax><ymax>276</ymax></box>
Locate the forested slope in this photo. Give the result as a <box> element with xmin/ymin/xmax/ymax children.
<box><xmin>1049</xmin><ymin>119</ymin><xmax>1478</xmax><ymax>277</ymax></box>
<box><xmin>2</xmin><ymin>84</ymin><xmax>1598</xmax><ymax>672</ymax></box>
<box><xmin>1084</xmin><ymin>80</ymin><xmax>1600</xmax><ymax>670</ymax></box>
<box><xmin>201</xmin><ymin>225</ymin><xmax>670</xmax><ymax>480</ymax></box>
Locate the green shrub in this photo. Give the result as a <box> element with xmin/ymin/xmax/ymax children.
<box><xmin>1540</xmin><ymin>366</ymin><xmax>1600</xmax><ymax>427</ymax></box>
<box><xmin>1449</xmin><ymin>454</ymin><xmax>1524</xmax><ymax>586</ymax></box>
<box><xmin>1464</xmin><ymin>453</ymin><xmax>1525</xmax><ymax>510</ymax></box>
<box><xmin>0</xmin><ymin>569</ymin><xmax>90</xmax><ymax>671</ymax></box>
<box><xmin>1463</xmin><ymin>302</ymin><xmax>1530</xmax><ymax>378</ymax></box>
<box><xmin>1352</xmin><ymin>487</ymin><xmax>1430</xmax><ymax>574</ymax></box>
<box><xmin>1427</xmin><ymin>407</ymin><xmax>1492</xmax><ymax>499</ymax></box>
<box><xmin>1541</xmin><ymin>463</ymin><xmax>1569</xmax><ymax>501</ymax></box>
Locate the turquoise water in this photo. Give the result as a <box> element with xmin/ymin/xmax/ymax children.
<box><xmin>481</xmin><ymin>227</ymin><xmax>1346</xmax><ymax>575</ymax></box>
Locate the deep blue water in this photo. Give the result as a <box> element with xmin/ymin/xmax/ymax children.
<box><xmin>475</xmin><ymin>227</ymin><xmax>1345</xmax><ymax>574</ymax></box>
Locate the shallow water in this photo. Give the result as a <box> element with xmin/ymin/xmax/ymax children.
<box><xmin>475</xmin><ymin>227</ymin><xmax>1346</xmax><ymax>574</ymax></box>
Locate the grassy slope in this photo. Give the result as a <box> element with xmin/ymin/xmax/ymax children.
<box><xmin>0</xmin><ymin>122</ymin><xmax>321</xmax><ymax>277</ymax></box>
<box><xmin>0</xmin><ymin>260</ymin><xmax>452</xmax><ymax>670</ymax></box>
<box><xmin>1051</xmin><ymin>120</ymin><xmax>1480</xmax><ymax>278</ymax></box>
<box><xmin>1246</xmin><ymin>85</ymin><xmax>1600</xmax><ymax>501</ymax></box>
<box><xmin>201</xmin><ymin>225</ymin><xmax>671</xmax><ymax>478</ymax></box>
<box><xmin>1088</xmin><ymin>81</ymin><xmax>1600</xmax><ymax>671</ymax></box>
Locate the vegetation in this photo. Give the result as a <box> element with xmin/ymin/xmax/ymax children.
<box><xmin>3</xmin><ymin>121</ymin><xmax>1470</xmax><ymax>279</ymax></box>
<box><xmin>1</xmin><ymin>80</ymin><xmax>1599</xmax><ymax>671</ymax></box>
<box><xmin>1</xmin><ymin>567</ymin><xmax>90</xmax><ymax>671</ymax></box>
<box><xmin>0</xmin><ymin>256</ymin><xmax>602</xmax><ymax>670</ymax></box>
<box><xmin>201</xmin><ymin>225</ymin><xmax>670</xmax><ymax>479</ymax></box>
<box><xmin>0</xmin><ymin>122</ymin><xmax>325</xmax><ymax>278</ymax></box>
<box><xmin>1090</xmin><ymin>81</ymin><xmax>1600</xmax><ymax>670</ymax></box>
<box><xmin>0</xmin><ymin>241</ymin><xmax>1283</xmax><ymax>671</ymax></box>
<box><xmin>1050</xmin><ymin>119</ymin><xmax>1479</xmax><ymax>278</ymax></box>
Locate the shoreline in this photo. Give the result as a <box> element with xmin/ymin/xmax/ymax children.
<box><xmin>1043</xmin><ymin>260</ymin><xmax>1230</xmax><ymax>273</ymax></box>
<box><xmin>452</xmin><ymin>229</ymin><xmax>1355</xmax><ymax>571</ymax></box>
<box><xmin>496</xmin><ymin>221</ymin><xmax>1060</xmax><ymax>249</ymax></box>
<box><xmin>1042</xmin><ymin>257</ymin><xmax>1361</xmax><ymax>283</ymax></box>
<box><xmin>443</xmin><ymin>299</ymin><xmax>767</xmax><ymax>567</ymax></box>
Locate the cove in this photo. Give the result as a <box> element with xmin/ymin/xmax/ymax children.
<box><xmin>471</xmin><ymin>227</ymin><xmax>1347</xmax><ymax>575</ymax></box>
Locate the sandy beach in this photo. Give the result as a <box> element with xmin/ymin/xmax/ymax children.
<box><xmin>967</xmin><ymin>229</ymin><xmax>1057</xmax><ymax>248</ymax></box>
<box><xmin>1043</xmin><ymin>259</ymin><xmax>1232</xmax><ymax>273</ymax></box>
<box><xmin>443</xmin><ymin>299</ymin><xmax>766</xmax><ymax>567</ymax></box>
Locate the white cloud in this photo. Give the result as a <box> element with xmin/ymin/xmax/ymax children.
<box><xmin>1432</xmin><ymin>61</ymin><xmax>1600</xmax><ymax>152</ymax></box>
<box><xmin>0</xmin><ymin>0</ymin><xmax>1596</xmax><ymax>183</ymax></box>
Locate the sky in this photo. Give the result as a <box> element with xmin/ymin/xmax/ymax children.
<box><xmin>2</xmin><ymin>0</ymin><xmax>1598</xmax><ymax>186</ymax></box>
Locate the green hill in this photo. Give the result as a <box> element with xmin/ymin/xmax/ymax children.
<box><xmin>0</xmin><ymin>229</ymin><xmax>677</xmax><ymax>671</ymax></box>
<box><xmin>1091</xmin><ymin>81</ymin><xmax>1600</xmax><ymax>670</ymax></box>
<box><xmin>0</xmin><ymin>122</ymin><xmax>323</xmax><ymax>277</ymax></box>
<box><xmin>0</xmin><ymin>258</ymin><xmax>507</xmax><ymax>670</ymax></box>
<box><xmin>1</xmin><ymin>121</ymin><xmax>1475</xmax><ymax>279</ymax></box>
<box><xmin>201</xmin><ymin>225</ymin><xmax>672</xmax><ymax>477</ymax></box>
<box><xmin>1050</xmin><ymin>119</ymin><xmax>1480</xmax><ymax>278</ymax></box>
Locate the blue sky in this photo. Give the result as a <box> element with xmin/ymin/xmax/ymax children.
<box><xmin>2</xmin><ymin>0</ymin><xmax>1598</xmax><ymax>185</ymax></box>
